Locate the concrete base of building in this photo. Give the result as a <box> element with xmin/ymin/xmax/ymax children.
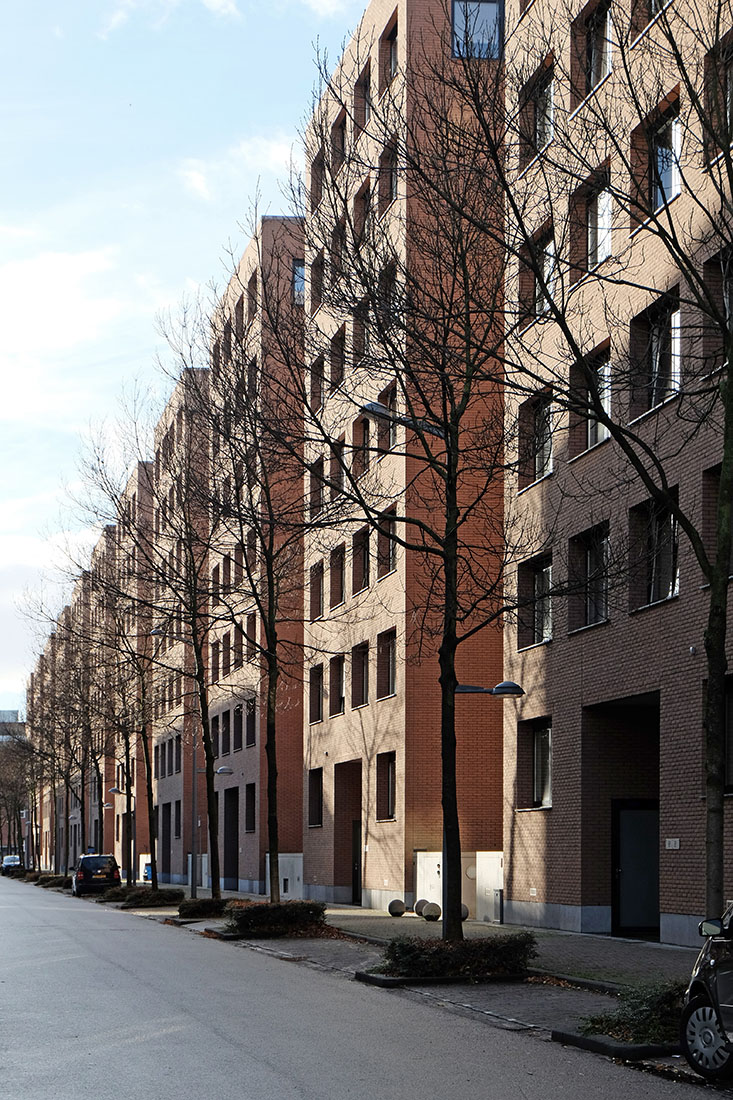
<box><xmin>304</xmin><ymin>883</ymin><xmax>355</xmax><ymax>905</ymax></box>
<box><xmin>660</xmin><ymin>912</ymin><xmax>704</xmax><ymax>947</ymax></box>
<box><xmin>237</xmin><ymin>877</ymin><xmax>264</xmax><ymax>894</ymax></box>
<box><xmin>505</xmin><ymin>900</ymin><xmax>611</xmax><ymax>934</ymax></box>
<box><xmin>362</xmin><ymin>887</ymin><xmax>411</xmax><ymax>911</ymax></box>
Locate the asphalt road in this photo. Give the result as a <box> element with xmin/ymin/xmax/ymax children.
<box><xmin>0</xmin><ymin>879</ymin><xmax>706</xmax><ymax>1100</ymax></box>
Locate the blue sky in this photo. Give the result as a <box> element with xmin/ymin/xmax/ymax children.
<box><xmin>0</xmin><ymin>0</ymin><xmax>362</xmax><ymax>711</ymax></box>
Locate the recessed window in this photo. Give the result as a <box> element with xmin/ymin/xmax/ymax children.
<box><xmin>330</xmin><ymin>544</ymin><xmax>345</xmax><ymax>608</ymax></box>
<box><xmin>330</xmin><ymin>327</ymin><xmax>345</xmax><ymax>389</ymax></box>
<box><xmin>211</xmin><ymin>714</ymin><xmax>220</xmax><ymax>759</ymax></box>
<box><xmin>517</xmin><ymin>555</ymin><xmax>552</xmax><ymax>647</ymax></box>
<box><xmin>452</xmin><ymin>0</ymin><xmax>502</xmax><ymax>57</ymax></box>
<box><xmin>587</xmin><ymin>186</ymin><xmax>612</xmax><ymax>268</ymax></box>
<box><xmin>629</xmin><ymin>295</ymin><xmax>681</xmax><ymax>416</ymax></box>
<box><xmin>354</xmin><ymin>64</ymin><xmax>372</xmax><ymax>133</ymax></box>
<box><xmin>351</xmin><ymin>642</ymin><xmax>369</xmax><ymax>707</ymax></box>
<box><xmin>310</xmin><ymin>356</ymin><xmax>324</xmax><ymax>410</ymax></box>
<box><xmin>380</xmin><ymin>18</ymin><xmax>398</xmax><ymax>90</ymax></box>
<box><xmin>533</xmin><ymin>724</ymin><xmax>552</xmax><ymax>807</ymax></box>
<box><xmin>309</xmin><ymin>664</ymin><xmax>324</xmax><ymax>723</ymax></box>
<box><xmin>379</xmin><ymin>140</ymin><xmax>398</xmax><ymax>214</ymax></box>
<box><xmin>352</xmin><ymin>527</ymin><xmax>370</xmax><ymax>593</ymax></box>
<box><xmin>569</xmin><ymin>522</ymin><xmax>609</xmax><ymax>629</ymax></box>
<box><xmin>630</xmin><ymin>494</ymin><xmax>679</xmax><ymax>607</ymax></box>
<box><xmin>571</xmin><ymin>1</ymin><xmax>611</xmax><ymax>106</ymax></box>
<box><xmin>233</xmin><ymin>704</ymin><xmax>243</xmax><ymax>751</ymax></box>
<box><xmin>377</xmin><ymin>510</ymin><xmax>397</xmax><ymax>577</ymax></box>
<box><xmin>310</xmin><ymin>560</ymin><xmax>324</xmax><ymax>621</ymax></box>
<box><xmin>651</xmin><ymin>113</ymin><xmax>681</xmax><ymax>209</ymax></box>
<box><xmin>376</xmin><ymin>751</ymin><xmax>397</xmax><ymax>819</ymax></box>
<box><xmin>245</xmin><ymin>783</ymin><xmax>256</xmax><ymax>832</ymax></box>
<box><xmin>377</xmin><ymin>629</ymin><xmax>397</xmax><ymax>698</ymax></box>
<box><xmin>310</xmin><ymin>457</ymin><xmax>325</xmax><ymax>517</ymax></box>
<box><xmin>378</xmin><ymin>383</ymin><xmax>398</xmax><ymax>451</ymax></box>
<box><xmin>331</xmin><ymin>112</ymin><xmax>346</xmax><ymax>174</ymax></box>
<box><xmin>310</xmin><ymin>147</ymin><xmax>324</xmax><ymax>211</ymax></box>
<box><xmin>519</xmin><ymin>63</ymin><xmax>554</xmax><ymax>166</ymax></box>
<box><xmin>292</xmin><ymin>259</ymin><xmax>305</xmax><ymax>306</ymax></box>
<box><xmin>329</xmin><ymin>655</ymin><xmax>345</xmax><ymax>716</ymax></box>
<box><xmin>586</xmin><ymin>354</ymin><xmax>611</xmax><ymax>448</ymax></box>
<box><xmin>518</xmin><ymin>391</ymin><xmax>553</xmax><ymax>487</ymax></box>
<box><xmin>352</xmin><ymin>418</ymin><xmax>370</xmax><ymax>477</ymax></box>
<box><xmin>221</xmin><ymin>709</ymin><xmax>231</xmax><ymax>755</ymax></box>
<box><xmin>245</xmin><ymin>698</ymin><xmax>256</xmax><ymax>746</ymax></box>
<box><xmin>308</xmin><ymin>768</ymin><xmax>324</xmax><ymax>827</ymax></box>
<box><xmin>311</xmin><ymin>252</ymin><xmax>324</xmax><ymax>313</ymax></box>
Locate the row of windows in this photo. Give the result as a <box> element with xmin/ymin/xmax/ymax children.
<box><xmin>210</xmin><ymin>534</ymin><xmax>257</xmax><ymax>606</ymax></box>
<box><xmin>211</xmin><ymin>702</ymin><xmax>257</xmax><ymax>755</ymax></box>
<box><xmin>308</xmin><ymin>751</ymin><xmax>396</xmax><ymax>826</ymax></box>
<box><xmin>154</xmin><ymin>735</ymin><xmax>182</xmax><ymax>780</ymax></box>
<box><xmin>309</xmin><ymin>515</ymin><xmax>397</xmax><ymax>619</ymax></box>
<box><xmin>518</xmin><ymin>497</ymin><xmax>679</xmax><ymax>648</ymax></box>
<box><xmin>309</xmin><ymin>628</ymin><xmax>397</xmax><ymax>722</ymax></box>
<box><xmin>209</xmin><ymin>616</ymin><xmax>257</xmax><ymax>684</ymax></box>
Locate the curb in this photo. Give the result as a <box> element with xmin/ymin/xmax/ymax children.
<box><xmin>528</xmin><ymin>968</ymin><xmax>624</xmax><ymax>995</ymax></box>
<box><xmin>551</xmin><ymin>1029</ymin><xmax>679</xmax><ymax>1061</ymax></box>
<box><xmin>354</xmin><ymin>970</ymin><xmax>530</xmax><ymax>987</ymax></box>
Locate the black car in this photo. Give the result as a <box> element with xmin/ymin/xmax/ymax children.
<box><xmin>681</xmin><ymin>903</ymin><xmax>733</xmax><ymax>1080</ymax></box>
<box><xmin>70</xmin><ymin>854</ymin><xmax>121</xmax><ymax>898</ymax></box>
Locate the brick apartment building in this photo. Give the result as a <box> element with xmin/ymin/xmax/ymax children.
<box><xmin>24</xmin><ymin>0</ymin><xmax>733</xmax><ymax>944</ymax></box>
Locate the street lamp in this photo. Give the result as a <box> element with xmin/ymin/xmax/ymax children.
<box><xmin>440</xmin><ymin>679</ymin><xmax>524</xmax><ymax>928</ymax></box>
<box><xmin>360</xmin><ymin>400</ymin><xmax>446</xmax><ymax>440</ymax></box>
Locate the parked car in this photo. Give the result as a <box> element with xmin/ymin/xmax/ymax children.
<box><xmin>70</xmin><ymin>854</ymin><xmax>121</xmax><ymax>897</ymax></box>
<box><xmin>681</xmin><ymin>903</ymin><xmax>733</xmax><ymax>1080</ymax></box>
<box><xmin>1</xmin><ymin>855</ymin><xmax>21</xmax><ymax>876</ymax></box>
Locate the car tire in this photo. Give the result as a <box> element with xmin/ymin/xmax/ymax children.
<box><xmin>681</xmin><ymin>997</ymin><xmax>733</xmax><ymax>1080</ymax></box>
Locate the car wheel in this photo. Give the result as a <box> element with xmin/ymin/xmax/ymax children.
<box><xmin>681</xmin><ymin>997</ymin><xmax>733</xmax><ymax>1080</ymax></box>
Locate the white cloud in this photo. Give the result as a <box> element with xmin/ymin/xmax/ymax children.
<box><xmin>99</xmin><ymin>0</ymin><xmax>239</xmax><ymax>36</ymax></box>
<box><xmin>178</xmin><ymin>134</ymin><xmax>297</xmax><ymax>204</ymax></box>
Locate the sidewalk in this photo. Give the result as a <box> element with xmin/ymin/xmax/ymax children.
<box><xmin>141</xmin><ymin>891</ymin><xmax>702</xmax><ymax>1068</ymax></box>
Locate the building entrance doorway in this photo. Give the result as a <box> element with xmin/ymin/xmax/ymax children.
<box><xmin>223</xmin><ymin>787</ymin><xmax>239</xmax><ymax>890</ymax></box>
<box><xmin>612</xmin><ymin>799</ymin><xmax>660</xmax><ymax>938</ymax></box>
<box><xmin>334</xmin><ymin>760</ymin><xmax>362</xmax><ymax>905</ymax></box>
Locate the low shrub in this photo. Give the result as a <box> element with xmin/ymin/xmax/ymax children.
<box><xmin>379</xmin><ymin>931</ymin><xmax>538</xmax><ymax>980</ymax></box>
<box><xmin>178</xmin><ymin>897</ymin><xmax>228</xmax><ymax>920</ymax></box>
<box><xmin>224</xmin><ymin>899</ymin><xmax>327</xmax><ymax>937</ymax></box>
<box><xmin>580</xmin><ymin>979</ymin><xmax>686</xmax><ymax>1044</ymax></box>
<box><xmin>7</xmin><ymin>866</ymin><xmax>27</xmax><ymax>878</ymax></box>
<box><xmin>99</xmin><ymin>885</ymin><xmax>134</xmax><ymax>902</ymax></box>
<box><xmin>24</xmin><ymin>871</ymin><xmax>40</xmax><ymax>882</ymax></box>
<box><xmin>120</xmin><ymin>887</ymin><xmax>184</xmax><ymax>909</ymax></box>
<box><xmin>40</xmin><ymin>875</ymin><xmax>68</xmax><ymax>888</ymax></box>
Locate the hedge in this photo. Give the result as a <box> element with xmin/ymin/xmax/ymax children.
<box><xmin>380</xmin><ymin>931</ymin><xmax>538</xmax><ymax>980</ymax></box>
<box><xmin>224</xmin><ymin>900</ymin><xmax>327</xmax><ymax>937</ymax></box>
<box><xmin>178</xmin><ymin>897</ymin><xmax>228</xmax><ymax>920</ymax></box>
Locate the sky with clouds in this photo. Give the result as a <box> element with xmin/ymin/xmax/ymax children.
<box><xmin>0</xmin><ymin>0</ymin><xmax>363</xmax><ymax>712</ymax></box>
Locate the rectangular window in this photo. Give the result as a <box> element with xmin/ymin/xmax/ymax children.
<box><xmin>572</xmin><ymin>1</ymin><xmax>611</xmax><ymax>104</ymax></box>
<box><xmin>311</xmin><ymin>252</ymin><xmax>324</xmax><ymax>313</ymax></box>
<box><xmin>330</xmin><ymin>544</ymin><xmax>345</xmax><ymax>608</ymax></box>
<box><xmin>330</xmin><ymin>437</ymin><xmax>345</xmax><ymax>499</ymax></box>
<box><xmin>377</xmin><ymin>510</ymin><xmax>397</xmax><ymax>577</ymax></box>
<box><xmin>354</xmin><ymin>64</ymin><xmax>372</xmax><ymax>133</ymax></box>
<box><xmin>221</xmin><ymin>709</ymin><xmax>231</xmax><ymax>755</ymax></box>
<box><xmin>376</xmin><ymin>751</ymin><xmax>397</xmax><ymax>819</ymax></box>
<box><xmin>211</xmin><ymin>714</ymin><xmax>220</xmax><ymax>758</ymax></box>
<box><xmin>233</xmin><ymin>704</ymin><xmax>243</xmax><ymax>751</ymax></box>
<box><xmin>154</xmin><ymin>743</ymin><xmax>159</xmax><ymax>779</ymax></box>
<box><xmin>310</xmin><ymin>560</ymin><xmax>324</xmax><ymax>620</ymax></box>
<box><xmin>535</xmin><ymin>234</ymin><xmax>556</xmax><ymax>316</ymax></box>
<box><xmin>517</xmin><ymin>555</ymin><xmax>552</xmax><ymax>647</ymax></box>
<box><xmin>630</xmin><ymin>296</ymin><xmax>681</xmax><ymax>416</ymax></box>
<box><xmin>380</xmin><ymin>19</ymin><xmax>398</xmax><ymax>90</ymax></box>
<box><xmin>211</xmin><ymin>564</ymin><xmax>220</xmax><ymax>606</ymax></box>
<box><xmin>310</xmin><ymin>148</ymin><xmax>324</xmax><ymax>211</ymax></box>
<box><xmin>246</xmin><ymin>698</ymin><xmax>256</xmax><ymax>746</ymax></box>
<box><xmin>533</xmin><ymin>724</ymin><xmax>552</xmax><ymax>807</ymax></box>
<box><xmin>310</xmin><ymin>356</ymin><xmax>324</xmax><ymax>410</ymax></box>
<box><xmin>210</xmin><ymin>640</ymin><xmax>220</xmax><ymax>685</ymax></box>
<box><xmin>379</xmin><ymin>140</ymin><xmax>398</xmax><ymax>214</ymax></box>
<box><xmin>331</xmin><ymin>112</ymin><xmax>346</xmax><ymax>174</ymax></box>
<box><xmin>378</xmin><ymin>383</ymin><xmax>398</xmax><ymax>451</ymax></box>
<box><xmin>352</xmin><ymin>527</ymin><xmax>370</xmax><ymax>593</ymax></box>
<box><xmin>351</xmin><ymin>642</ymin><xmax>369</xmax><ymax>707</ymax></box>
<box><xmin>310</xmin><ymin>457</ymin><xmax>325</xmax><ymax>517</ymax></box>
<box><xmin>652</xmin><ymin>113</ymin><xmax>681</xmax><ymax>209</ymax></box>
<box><xmin>352</xmin><ymin>417</ymin><xmax>370</xmax><ymax>477</ymax></box>
<box><xmin>246</xmin><ymin>613</ymin><xmax>257</xmax><ymax>661</ymax></box>
<box><xmin>520</xmin><ymin>65</ymin><xmax>554</xmax><ymax>164</ymax></box>
<box><xmin>586</xmin><ymin>354</ymin><xmax>611</xmax><ymax>448</ymax></box>
<box><xmin>292</xmin><ymin>259</ymin><xmax>305</xmax><ymax>306</ymax></box>
<box><xmin>630</xmin><ymin>496</ymin><xmax>680</xmax><ymax>606</ymax></box>
<box><xmin>587</xmin><ymin>187</ymin><xmax>612</xmax><ymax>267</ymax></box>
<box><xmin>570</xmin><ymin>523</ymin><xmax>609</xmax><ymax>628</ymax></box>
<box><xmin>329</xmin><ymin>655</ymin><xmax>345</xmax><ymax>716</ymax></box>
<box><xmin>233</xmin><ymin>623</ymin><xmax>243</xmax><ymax>668</ymax></box>
<box><xmin>245</xmin><ymin>783</ymin><xmax>256</xmax><ymax>833</ymax></box>
<box><xmin>377</xmin><ymin>629</ymin><xmax>397</xmax><ymax>698</ymax></box>
<box><xmin>330</xmin><ymin>327</ymin><xmax>345</xmax><ymax>389</ymax></box>
<box><xmin>174</xmin><ymin>800</ymin><xmax>181</xmax><ymax>839</ymax></box>
<box><xmin>175</xmin><ymin>734</ymin><xmax>181</xmax><ymax>773</ymax></box>
<box><xmin>310</xmin><ymin>664</ymin><xmax>324</xmax><ymax>723</ymax></box>
<box><xmin>519</xmin><ymin>392</ymin><xmax>553</xmax><ymax>486</ymax></box>
<box><xmin>308</xmin><ymin>768</ymin><xmax>323</xmax><ymax>827</ymax></box>
<box><xmin>452</xmin><ymin>0</ymin><xmax>502</xmax><ymax>57</ymax></box>
<box><xmin>222</xmin><ymin>632</ymin><xmax>231</xmax><ymax>678</ymax></box>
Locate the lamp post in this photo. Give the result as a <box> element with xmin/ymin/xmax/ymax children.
<box><xmin>445</xmin><ymin>681</ymin><xmax>524</xmax><ymax>929</ymax></box>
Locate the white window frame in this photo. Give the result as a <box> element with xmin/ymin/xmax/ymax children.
<box><xmin>652</xmin><ymin>114</ymin><xmax>681</xmax><ymax>209</ymax></box>
<box><xmin>587</xmin><ymin>355</ymin><xmax>611</xmax><ymax>448</ymax></box>
<box><xmin>588</xmin><ymin>187</ymin><xmax>612</xmax><ymax>267</ymax></box>
<box><xmin>533</xmin><ymin>724</ymin><xmax>552</xmax><ymax>807</ymax></box>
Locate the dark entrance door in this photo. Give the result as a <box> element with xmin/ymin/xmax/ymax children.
<box><xmin>351</xmin><ymin>819</ymin><xmax>362</xmax><ymax>905</ymax></box>
<box><xmin>612</xmin><ymin>798</ymin><xmax>659</xmax><ymax>938</ymax></box>
<box><xmin>223</xmin><ymin>787</ymin><xmax>239</xmax><ymax>890</ymax></box>
<box><xmin>161</xmin><ymin>802</ymin><xmax>171</xmax><ymax>880</ymax></box>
